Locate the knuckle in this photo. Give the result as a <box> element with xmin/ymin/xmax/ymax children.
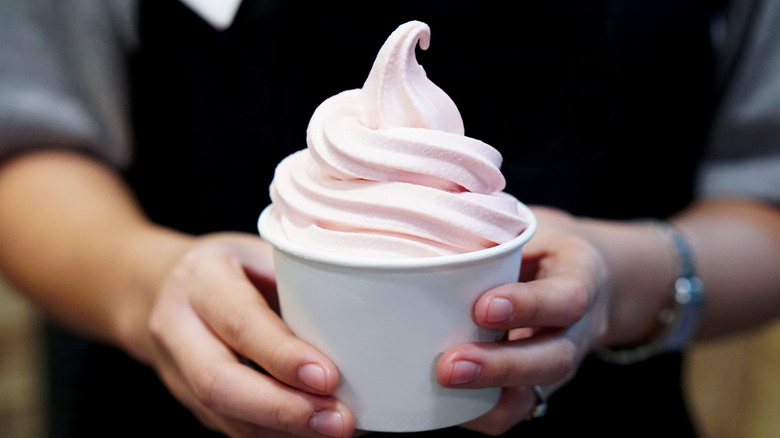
<box><xmin>267</xmin><ymin>340</ymin><xmax>300</xmax><ymax>378</ymax></box>
<box><xmin>222</xmin><ymin>307</ymin><xmax>251</xmax><ymax>345</ymax></box>
<box><xmin>489</xmin><ymin>355</ymin><xmax>522</xmax><ymax>387</ymax></box>
<box><xmin>519</xmin><ymin>290</ymin><xmax>542</xmax><ymax>323</ymax></box>
<box><xmin>147</xmin><ymin>307</ymin><xmax>167</xmax><ymax>342</ymax></box>
<box><xmin>567</xmin><ymin>278</ymin><xmax>591</xmax><ymax>319</ymax></box>
<box><xmin>550</xmin><ymin>339</ymin><xmax>578</xmax><ymax>381</ymax></box>
<box><xmin>191</xmin><ymin>364</ymin><xmax>224</xmax><ymax>412</ymax></box>
<box><xmin>164</xmin><ymin>252</ymin><xmax>202</xmax><ymax>290</ymax></box>
<box><xmin>147</xmin><ymin>312</ymin><xmax>160</xmax><ymax>336</ymax></box>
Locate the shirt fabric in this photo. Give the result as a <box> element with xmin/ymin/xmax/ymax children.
<box><xmin>2</xmin><ymin>0</ymin><xmax>778</xmax><ymax>203</ymax></box>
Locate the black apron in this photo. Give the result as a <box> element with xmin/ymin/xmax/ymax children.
<box><xmin>51</xmin><ymin>0</ymin><xmax>716</xmax><ymax>436</ymax></box>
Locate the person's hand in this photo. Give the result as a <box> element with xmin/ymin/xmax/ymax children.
<box><xmin>131</xmin><ymin>233</ymin><xmax>356</xmax><ymax>438</ymax></box>
<box><xmin>436</xmin><ymin>206</ymin><xmax>616</xmax><ymax>435</ymax></box>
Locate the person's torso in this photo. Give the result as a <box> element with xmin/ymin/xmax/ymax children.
<box><xmin>116</xmin><ymin>1</ymin><xmax>716</xmax><ymax>436</ymax></box>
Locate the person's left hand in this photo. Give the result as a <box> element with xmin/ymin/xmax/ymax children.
<box><xmin>436</xmin><ymin>206</ymin><xmax>615</xmax><ymax>435</ymax></box>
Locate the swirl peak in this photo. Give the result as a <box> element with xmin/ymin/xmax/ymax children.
<box><xmin>361</xmin><ymin>21</ymin><xmax>464</xmax><ymax>134</ymax></box>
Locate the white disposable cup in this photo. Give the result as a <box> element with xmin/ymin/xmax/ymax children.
<box><xmin>258</xmin><ymin>202</ymin><xmax>536</xmax><ymax>432</ymax></box>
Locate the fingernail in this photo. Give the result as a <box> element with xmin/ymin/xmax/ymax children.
<box><xmin>486</xmin><ymin>297</ymin><xmax>513</xmax><ymax>323</ymax></box>
<box><xmin>299</xmin><ymin>363</ymin><xmax>327</xmax><ymax>392</ymax></box>
<box><xmin>449</xmin><ymin>360</ymin><xmax>481</xmax><ymax>385</ymax></box>
<box><xmin>310</xmin><ymin>410</ymin><xmax>343</xmax><ymax>437</ymax></box>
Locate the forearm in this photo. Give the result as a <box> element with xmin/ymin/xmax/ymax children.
<box><xmin>0</xmin><ymin>150</ymin><xmax>193</xmax><ymax>356</ymax></box>
<box><xmin>583</xmin><ymin>198</ymin><xmax>780</xmax><ymax>348</ymax></box>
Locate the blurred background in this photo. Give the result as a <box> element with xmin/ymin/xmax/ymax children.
<box><xmin>1</xmin><ymin>274</ymin><xmax>779</xmax><ymax>437</ymax></box>
<box><xmin>0</xmin><ymin>276</ymin><xmax>44</xmax><ymax>438</ymax></box>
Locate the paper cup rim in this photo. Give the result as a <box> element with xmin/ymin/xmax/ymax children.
<box><xmin>258</xmin><ymin>201</ymin><xmax>536</xmax><ymax>270</ymax></box>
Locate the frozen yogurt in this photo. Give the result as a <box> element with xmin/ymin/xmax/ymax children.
<box><xmin>268</xmin><ymin>20</ymin><xmax>527</xmax><ymax>258</ymax></box>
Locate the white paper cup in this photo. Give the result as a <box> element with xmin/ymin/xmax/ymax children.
<box><xmin>258</xmin><ymin>202</ymin><xmax>536</xmax><ymax>432</ymax></box>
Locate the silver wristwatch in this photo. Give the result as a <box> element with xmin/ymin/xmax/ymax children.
<box><xmin>597</xmin><ymin>220</ymin><xmax>706</xmax><ymax>365</ymax></box>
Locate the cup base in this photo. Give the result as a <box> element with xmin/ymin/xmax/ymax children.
<box><xmin>354</xmin><ymin>387</ymin><xmax>500</xmax><ymax>432</ymax></box>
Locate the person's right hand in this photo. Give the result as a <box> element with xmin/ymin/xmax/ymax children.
<box><xmin>130</xmin><ymin>233</ymin><xmax>356</xmax><ymax>438</ymax></box>
<box><xmin>0</xmin><ymin>152</ymin><xmax>355</xmax><ymax>437</ymax></box>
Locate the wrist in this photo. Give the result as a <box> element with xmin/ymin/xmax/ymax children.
<box><xmin>578</xmin><ymin>218</ymin><xmax>681</xmax><ymax>349</ymax></box>
<box><xmin>590</xmin><ymin>219</ymin><xmax>705</xmax><ymax>363</ymax></box>
<box><xmin>111</xmin><ymin>223</ymin><xmax>195</xmax><ymax>363</ymax></box>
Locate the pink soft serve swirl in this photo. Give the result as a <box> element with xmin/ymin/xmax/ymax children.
<box><xmin>268</xmin><ymin>21</ymin><xmax>527</xmax><ymax>258</ymax></box>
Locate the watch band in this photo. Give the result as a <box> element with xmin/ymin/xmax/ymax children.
<box><xmin>596</xmin><ymin>220</ymin><xmax>706</xmax><ymax>365</ymax></box>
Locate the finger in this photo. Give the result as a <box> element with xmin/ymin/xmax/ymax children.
<box><xmin>151</xmin><ymin>295</ymin><xmax>354</xmax><ymax>438</ymax></box>
<box><xmin>227</xmin><ymin>236</ymin><xmax>281</xmax><ymax>311</ymax></box>
<box><xmin>184</xmin><ymin>242</ymin><xmax>340</xmax><ymax>395</ymax></box>
<box><xmin>160</xmin><ymin>366</ymin><xmax>345</xmax><ymax>438</ymax></box>
<box><xmin>518</xmin><ymin>251</ymin><xmax>543</xmax><ymax>282</ymax></box>
<box><xmin>436</xmin><ymin>331</ymin><xmax>576</xmax><ymax>388</ymax></box>
<box><xmin>473</xmin><ymin>276</ymin><xmax>591</xmax><ymax>331</ymax></box>
<box><xmin>459</xmin><ymin>386</ymin><xmax>538</xmax><ymax>436</ymax></box>
<box><xmin>155</xmin><ymin>360</ymin><xmax>278</xmax><ymax>438</ymax></box>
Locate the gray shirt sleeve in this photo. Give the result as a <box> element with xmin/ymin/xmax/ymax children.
<box><xmin>0</xmin><ymin>0</ymin><xmax>137</xmax><ymax>168</ymax></box>
<box><xmin>698</xmin><ymin>0</ymin><xmax>780</xmax><ymax>204</ymax></box>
